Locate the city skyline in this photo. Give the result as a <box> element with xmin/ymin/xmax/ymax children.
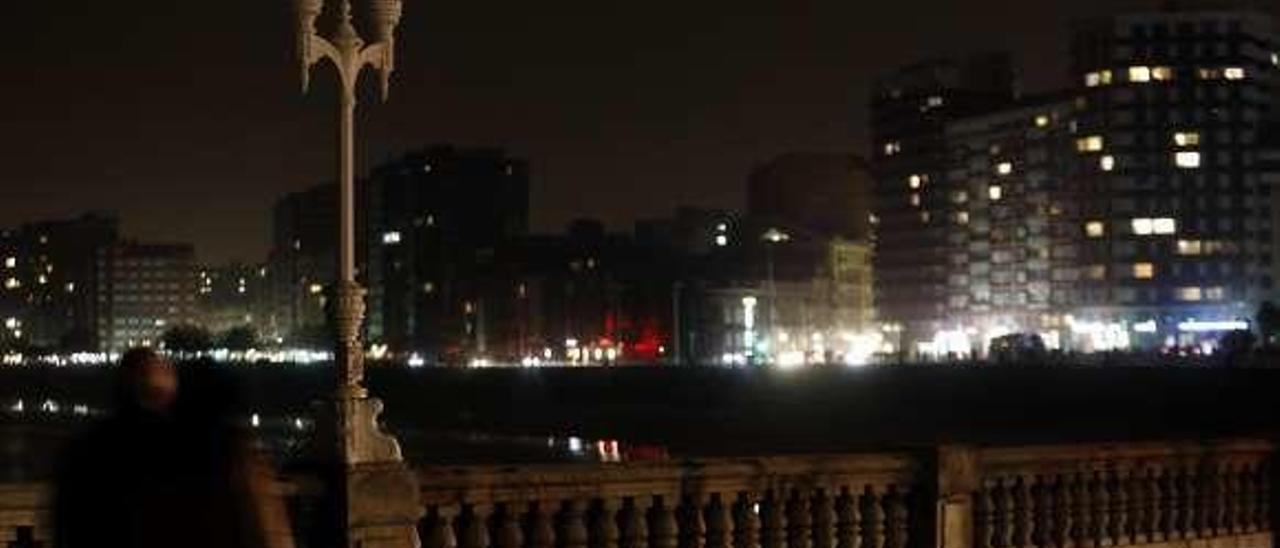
<box><xmin>0</xmin><ymin>0</ymin><xmax>1175</xmax><ymax>263</ymax></box>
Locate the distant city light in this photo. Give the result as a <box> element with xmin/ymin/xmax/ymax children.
<box><xmin>3</xmin><ymin>257</ymin><xmax>14</xmax><ymax>269</ymax></box>
<box><xmin>381</xmin><ymin>231</ymin><xmax>402</xmax><ymax>244</ymax></box>
<box><xmin>1177</xmin><ymin>320</ymin><xmax>1248</xmax><ymax>333</ymax></box>
<box><xmin>1174</xmin><ymin>151</ymin><xmax>1201</xmax><ymax>169</ymax></box>
<box><xmin>1223</xmin><ymin>67</ymin><xmax>1246</xmax><ymax>81</ymax></box>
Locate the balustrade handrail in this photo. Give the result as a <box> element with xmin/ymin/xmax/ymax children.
<box><xmin>975</xmin><ymin>439</ymin><xmax>1274</xmax><ymax>476</ymax></box>
<box><xmin>417</xmin><ymin>453</ymin><xmax>923</xmax><ymax>506</ymax></box>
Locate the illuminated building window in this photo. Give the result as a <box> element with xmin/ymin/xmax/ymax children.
<box><xmin>956</xmin><ymin>211</ymin><xmax>970</xmax><ymax>225</ymax></box>
<box><xmin>1076</xmin><ymin>135</ymin><xmax>1105</xmax><ymax>152</ymax></box>
<box><xmin>910</xmin><ymin>193</ymin><xmax>921</xmax><ymax>207</ymax></box>
<box><xmin>381</xmin><ymin>231</ymin><xmax>402</xmax><ymax>245</ymax></box>
<box><xmin>4</xmin><ymin>277</ymin><xmax>19</xmax><ymax>290</ymax></box>
<box><xmin>1223</xmin><ymin>67</ymin><xmax>1246</xmax><ymax>80</ymax></box>
<box><xmin>1174</xmin><ymin>151</ymin><xmax>1201</xmax><ymax>169</ymax></box>
<box><xmin>1273</xmin><ymin>53</ymin><xmax>1279</xmax><ymax>67</ymax></box>
<box><xmin>926</xmin><ymin>96</ymin><xmax>944</xmax><ymax>108</ymax></box>
<box><xmin>1100</xmin><ymin>155</ymin><xmax>1115</xmax><ymax>172</ymax></box>
<box><xmin>308</xmin><ymin>283</ymin><xmax>323</xmax><ymax>295</ymax></box>
<box><xmin>952</xmin><ymin>191</ymin><xmax>968</xmax><ymax>204</ymax></box>
<box><xmin>1172</xmin><ymin>131</ymin><xmax>1200</xmax><ymax>147</ymax></box>
<box><xmin>883</xmin><ymin>141</ymin><xmax>901</xmax><ymax>156</ymax></box>
<box><xmin>37</xmin><ymin>274</ymin><xmax>47</xmax><ymax>285</ymax></box>
<box><xmin>3</xmin><ymin>257</ymin><xmax>13</xmax><ymax>269</ymax></box>
<box><xmin>1197</xmin><ymin>68</ymin><xmax>1221</xmax><ymax>80</ymax></box>
<box><xmin>1084</xmin><ymin>70</ymin><xmax>1113</xmax><ymax>87</ymax></box>
<box><xmin>1177</xmin><ymin>239</ymin><xmax>1202</xmax><ymax>255</ymax></box>
<box><xmin>1130</xmin><ymin>217</ymin><xmax>1176</xmax><ymax>236</ymax></box>
<box><xmin>1176</xmin><ymin>287</ymin><xmax>1203</xmax><ymax>302</ymax></box>
<box><xmin>1085</xmin><ymin>221</ymin><xmax>1105</xmax><ymax>238</ymax></box>
<box><xmin>65</xmin><ymin>282</ymin><xmax>75</xmax><ymax>293</ymax></box>
<box><xmin>1152</xmin><ymin>66</ymin><xmax>1174</xmax><ymax>81</ymax></box>
<box><xmin>920</xmin><ymin>211</ymin><xmax>931</xmax><ymax>224</ymax></box>
<box><xmin>1086</xmin><ymin>265</ymin><xmax>1107</xmax><ymax>280</ymax></box>
<box><xmin>1035</xmin><ymin>114</ymin><xmax>1050</xmax><ymax>128</ymax></box>
<box><xmin>1133</xmin><ymin>263</ymin><xmax>1155</xmax><ymax>280</ymax></box>
<box><xmin>995</xmin><ymin>162</ymin><xmax>1013</xmax><ymax>175</ymax></box>
<box><xmin>1205</xmin><ymin>287</ymin><xmax>1227</xmax><ymax>301</ymax></box>
<box><xmin>714</xmin><ymin>234</ymin><xmax>728</xmax><ymax>247</ymax></box>
<box><xmin>908</xmin><ymin>174</ymin><xmax>923</xmax><ymax>189</ymax></box>
<box><xmin>423</xmin><ymin>282</ymin><xmax>435</xmax><ymax>294</ymax></box>
<box><xmin>1128</xmin><ymin>66</ymin><xmax>1152</xmax><ymax>82</ymax></box>
<box><xmin>988</xmin><ymin>185</ymin><xmax>1003</xmax><ymax>201</ymax></box>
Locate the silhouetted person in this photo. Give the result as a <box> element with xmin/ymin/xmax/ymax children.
<box><xmin>54</xmin><ymin>349</ymin><xmax>293</xmax><ymax>548</ymax></box>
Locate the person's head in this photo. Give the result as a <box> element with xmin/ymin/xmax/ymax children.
<box><xmin>117</xmin><ymin>348</ymin><xmax>178</xmax><ymax>414</ymax></box>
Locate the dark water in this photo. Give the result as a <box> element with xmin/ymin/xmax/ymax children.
<box><xmin>4</xmin><ymin>363</ymin><xmax>1280</xmax><ymax>481</ymax></box>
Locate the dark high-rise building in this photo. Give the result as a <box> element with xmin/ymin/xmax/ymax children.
<box><xmin>95</xmin><ymin>242</ymin><xmax>197</xmax><ymax>352</ymax></box>
<box><xmin>364</xmin><ymin>145</ymin><xmax>530</xmax><ymax>361</ymax></box>
<box><xmin>267</xmin><ymin>183</ymin><xmax>339</xmax><ymax>342</ymax></box>
<box><xmin>940</xmin><ymin>95</ymin><xmax>1083</xmax><ymax>351</ymax></box>
<box><xmin>870</xmin><ymin>53</ymin><xmax>1018</xmax><ymax>348</ymax></box>
<box><xmin>0</xmin><ymin>213</ymin><xmax>119</xmax><ymax>351</ymax></box>
<box><xmin>1065</xmin><ymin>7</ymin><xmax>1279</xmax><ymax>346</ymax></box>
<box><xmin>747</xmin><ymin>153</ymin><xmax>874</xmax><ymax>242</ymax></box>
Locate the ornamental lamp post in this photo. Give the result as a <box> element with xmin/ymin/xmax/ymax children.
<box><xmin>292</xmin><ymin>1</ymin><xmax>421</xmax><ymax>546</ymax></box>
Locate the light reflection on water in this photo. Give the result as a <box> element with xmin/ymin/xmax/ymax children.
<box><xmin>2</xmin><ymin>395</ymin><xmax>669</xmax><ymax>471</ymax></box>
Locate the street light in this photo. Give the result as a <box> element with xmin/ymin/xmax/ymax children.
<box><xmin>293</xmin><ymin>3</ymin><xmax>422</xmax><ymax>547</ymax></box>
<box><xmin>294</xmin><ymin>0</ymin><xmax>401</xmax><ymax>399</ymax></box>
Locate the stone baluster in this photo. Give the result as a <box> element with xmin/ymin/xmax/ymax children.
<box><xmin>1177</xmin><ymin>468</ymin><xmax>1198</xmax><ymax>537</ymax></box>
<box><xmin>681</xmin><ymin>495</ymin><xmax>708</xmax><ymax>548</ymax></box>
<box><xmin>787</xmin><ymin>489</ymin><xmax>813</xmax><ymax>548</ymax></box>
<box><xmin>652</xmin><ymin>496</ymin><xmax>680</xmax><ymax>548</ymax></box>
<box><xmin>993</xmin><ymin>479</ymin><xmax>1012</xmax><ymax>548</ymax></box>
<box><xmin>620</xmin><ymin>497</ymin><xmax>649</xmax><ymax>548</ymax></box>
<box><xmin>1051</xmin><ymin>476</ymin><xmax>1071</xmax><ymax>548</ymax></box>
<box><xmin>1223</xmin><ymin>464</ymin><xmax>1240</xmax><ymax>535</ymax></box>
<box><xmin>762</xmin><ymin>490</ymin><xmax>788</xmax><ymax>548</ymax></box>
<box><xmin>1238</xmin><ymin>466</ymin><xmax>1257</xmax><ymax>533</ymax></box>
<box><xmin>861</xmin><ymin>486</ymin><xmax>885</xmax><ymax>548</ymax></box>
<box><xmin>812</xmin><ymin>489</ymin><xmax>836</xmax><ymax>548</ymax></box>
<box><xmin>1256</xmin><ymin>464</ymin><xmax>1271</xmax><ymax>532</ymax></box>
<box><xmin>1130</xmin><ymin>469</ymin><xmax>1150</xmax><ymax>544</ymax></box>
<box><xmin>1011</xmin><ymin>477</ymin><xmax>1031</xmax><ymax>548</ymax></box>
<box><xmin>1207</xmin><ymin>466</ymin><xmax>1225</xmax><ymax>536</ymax></box>
<box><xmin>835</xmin><ymin>488</ymin><xmax>861</xmax><ymax>548</ymax></box>
<box><xmin>706</xmin><ymin>494</ymin><xmax>734</xmax><ymax>548</ymax></box>
<box><xmin>1031</xmin><ymin>476</ymin><xmax>1050</xmax><ymax>548</ymax></box>
<box><xmin>426</xmin><ymin>506</ymin><xmax>460</xmax><ymax>548</ymax></box>
<box><xmin>594</xmin><ymin>499</ymin><xmax>621</xmax><ymax>548</ymax></box>
<box><xmin>883</xmin><ymin>486</ymin><xmax>908</xmax><ymax>548</ymax></box>
<box><xmin>494</xmin><ymin>503</ymin><xmax>524</xmax><ymax>548</ymax></box>
<box><xmin>736</xmin><ymin>493</ymin><xmax>762</xmax><ymax>548</ymax></box>
<box><xmin>975</xmin><ymin>482</ymin><xmax>995</xmax><ymax>548</ymax></box>
<box><xmin>529</xmin><ymin>501</ymin><xmax>557</xmax><ymax>548</ymax></box>
<box><xmin>1106</xmin><ymin>470</ymin><xmax>1125</xmax><ymax>546</ymax></box>
<box><xmin>1155</xmin><ymin>469</ymin><xmax>1173</xmax><ymax>542</ymax></box>
<box><xmin>1070</xmin><ymin>473</ymin><xmax>1090</xmax><ymax>548</ymax></box>
<box><xmin>1088</xmin><ymin>471</ymin><xmax>1107</xmax><ymax>547</ymax></box>
<box><xmin>461</xmin><ymin>504</ymin><xmax>491</xmax><ymax>548</ymax></box>
<box><xmin>562</xmin><ymin>500</ymin><xmax>591</xmax><ymax>548</ymax></box>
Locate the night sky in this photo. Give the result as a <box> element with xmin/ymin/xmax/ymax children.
<box><xmin>3</xmin><ymin>0</ymin><xmax>1159</xmax><ymax>263</ymax></box>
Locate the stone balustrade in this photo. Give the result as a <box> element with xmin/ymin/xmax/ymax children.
<box><xmin>415</xmin><ymin>452</ymin><xmax>922</xmax><ymax>548</ymax></box>
<box><xmin>965</xmin><ymin>440</ymin><xmax>1273</xmax><ymax>548</ymax></box>
<box><xmin>1</xmin><ymin>440</ymin><xmax>1273</xmax><ymax>548</ymax></box>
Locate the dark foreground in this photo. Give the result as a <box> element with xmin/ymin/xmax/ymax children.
<box><xmin>3</xmin><ymin>363</ymin><xmax>1280</xmax><ymax>479</ymax></box>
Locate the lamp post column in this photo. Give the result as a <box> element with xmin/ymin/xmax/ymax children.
<box><xmin>294</xmin><ymin>1</ymin><xmax>421</xmax><ymax>546</ymax></box>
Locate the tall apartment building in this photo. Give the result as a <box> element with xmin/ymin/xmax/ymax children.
<box><xmin>870</xmin><ymin>54</ymin><xmax>1018</xmax><ymax>348</ymax></box>
<box><xmin>95</xmin><ymin>242</ymin><xmax>197</xmax><ymax>352</ymax></box>
<box><xmin>364</xmin><ymin>145</ymin><xmax>530</xmax><ymax>360</ymax></box>
<box><xmin>1067</xmin><ymin>8</ymin><xmax>1279</xmax><ymax>347</ymax></box>
<box><xmin>267</xmin><ymin>183</ymin><xmax>339</xmax><ymax>341</ymax></box>
<box><xmin>940</xmin><ymin>97</ymin><xmax>1083</xmax><ymax>351</ymax></box>
<box><xmin>0</xmin><ymin>213</ymin><xmax>119</xmax><ymax>350</ymax></box>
